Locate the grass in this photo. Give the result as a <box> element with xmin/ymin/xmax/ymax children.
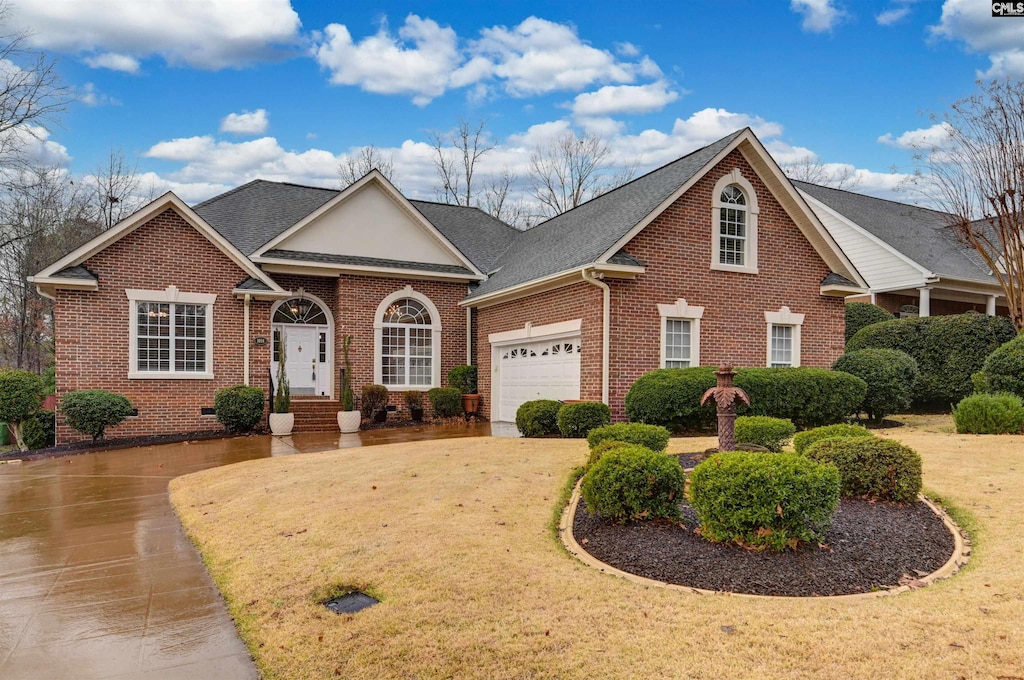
<box><xmin>170</xmin><ymin>417</ymin><xmax>1024</xmax><ymax>679</ymax></box>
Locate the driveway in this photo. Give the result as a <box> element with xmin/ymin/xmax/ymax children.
<box><xmin>0</xmin><ymin>424</ymin><xmax>493</xmax><ymax>679</ymax></box>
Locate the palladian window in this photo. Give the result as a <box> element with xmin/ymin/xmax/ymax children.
<box><xmin>381</xmin><ymin>298</ymin><xmax>433</xmax><ymax>386</ymax></box>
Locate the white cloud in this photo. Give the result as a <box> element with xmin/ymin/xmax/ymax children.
<box><xmin>876</xmin><ymin>7</ymin><xmax>910</xmax><ymax>25</ymax></box>
<box><xmin>8</xmin><ymin>0</ymin><xmax>301</xmax><ymax>70</ymax></box>
<box><xmin>570</xmin><ymin>82</ymin><xmax>679</xmax><ymax>117</ymax></box>
<box><xmin>78</xmin><ymin>82</ymin><xmax>118</xmax><ymax>107</ymax></box>
<box><xmin>220</xmin><ymin>109</ymin><xmax>269</xmax><ymax>135</ymax></box>
<box><xmin>878</xmin><ymin>122</ymin><xmax>954</xmax><ymax>149</ymax></box>
<box><xmin>790</xmin><ymin>0</ymin><xmax>847</xmax><ymax>32</ymax></box>
<box><xmin>0</xmin><ymin>124</ymin><xmax>72</xmax><ymax>167</ymax></box>
<box><xmin>932</xmin><ymin>0</ymin><xmax>1024</xmax><ymax>77</ymax></box>
<box><xmin>615</xmin><ymin>42</ymin><xmax>640</xmax><ymax>57</ymax></box>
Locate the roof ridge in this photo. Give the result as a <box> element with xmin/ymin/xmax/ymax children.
<box><xmin>192</xmin><ymin>178</ymin><xmax>263</xmax><ymax>209</ymax></box>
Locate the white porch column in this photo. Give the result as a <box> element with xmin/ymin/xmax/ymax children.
<box><xmin>987</xmin><ymin>295</ymin><xmax>998</xmax><ymax>316</ymax></box>
<box><xmin>918</xmin><ymin>287</ymin><xmax>931</xmax><ymax>317</ymax></box>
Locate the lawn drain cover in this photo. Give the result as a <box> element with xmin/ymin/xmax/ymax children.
<box><xmin>324</xmin><ymin>592</ymin><xmax>378</xmax><ymax>614</ymax></box>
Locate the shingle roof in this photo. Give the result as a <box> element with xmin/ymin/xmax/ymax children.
<box><xmin>409</xmin><ymin>200</ymin><xmax>519</xmax><ymax>273</ymax></box>
<box><xmin>820</xmin><ymin>272</ymin><xmax>858</xmax><ymax>287</ymax></box>
<box><xmin>52</xmin><ymin>265</ymin><xmax>97</xmax><ymax>281</ymax></box>
<box><xmin>794</xmin><ymin>181</ymin><xmax>994</xmax><ymax>283</ymax></box>
<box><xmin>235</xmin><ymin>277</ymin><xmax>274</xmax><ymax>291</ymax></box>
<box><xmin>466</xmin><ymin>129</ymin><xmax>745</xmax><ymax>298</ymax></box>
<box><xmin>263</xmin><ymin>249</ymin><xmax>475</xmax><ymax>276</ymax></box>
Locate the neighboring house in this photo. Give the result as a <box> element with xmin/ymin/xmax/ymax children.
<box><xmin>31</xmin><ymin>128</ymin><xmax>866</xmax><ymax>442</ymax></box>
<box><xmin>795</xmin><ymin>181</ymin><xmax>1008</xmax><ymax>318</ymax></box>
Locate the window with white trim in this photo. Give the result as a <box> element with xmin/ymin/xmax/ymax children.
<box><xmin>711</xmin><ymin>169</ymin><xmax>759</xmax><ymax>274</ymax></box>
<box><xmin>769</xmin><ymin>325</ymin><xmax>794</xmax><ymax>367</ymax></box>
<box><xmin>764</xmin><ymin>306</ymin><xmax>804</xmax><ymax>368</ymax></box>
<box><xmin>373</xmin><ymin>286</ymin><xmax>442</xmax><ymax>389</ymax></box>
<box><xmin>658</xmin><ymin>298</ymin><xmax>704</xmax><ymax>369</ymax></box>
<box><xmin>127</xmin><ymin>286</ymin><xmax>216</xmax><ymax>379</ymax></box>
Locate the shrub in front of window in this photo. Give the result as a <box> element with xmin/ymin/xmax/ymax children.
<box><xmin>60</xmin><ymin>390</ymin><xmax>134</xmax><ymax>442</ymax></box>
<box><xmin>733</xmin><ymin>368</ymin><xmax>866</xmax><ymax>428</ymax></box>
<box><xmin>515</xmin><ymin>399</ymin><xmax>562</xmax><ymax>437</ymax></box>
<box><xmin>557</xmin><ymin>401</ymin><xmax>611</xmax><ymax>438</ymax></box>
<box><xmin>360</xmin><ymin>384</ymin><xmax>389</xmax><ymax>418</ymax></box>
<box><xmin>22</xmin><ymin>410</ymin><xmax>55</xmax><ymax>450</ymax></box>
<box><xmin>427</xmin><ymin>387</ymin><xmax>463</xmax><ymax>418</ymax></box>
<box><xmin>973</xmin><ymin>333</ymin><xmax>1024</xmax><ymax>400</ymax></box>
<box><xmin>792</xmin><ymin>423</ymin><xmax>875</xmax><ymax>454</ymax></box>
<box><xmin>0</xmin><ymin>369</ymin><xmax>45</xmax><ymax>451</ymax></box>
<box><xmin>952</xmin><ymin>392</ymin><xmax>1024</xmax><ymax>434</ymax></box>
<box><xmin>624</xmin><ymin>367</ymin><xmax>717</xmax><ymax>432</ymax></box>
<box><xmin>846</xmin><ymin>312</ymin><xmax>1015</xmax><ymax>407</ymax></box>
<box><xmin>447</xmin><ymin>365</ymin><xmax>478</xmax><ymax>394</ymax></box>
<box><xmin>585</xmin><ymin>439</ymin><xmax>633</xmax><ymax>470</ymax></box>
<box><xmin>580</xmin><ymin>445</ymin><xmax>685</xmax><ymax>522</ymax></box>
<box><xmin>832</xmin><ymin>348</ymin><xmax>919</xmax><ymax>422</ymax></box>
<box><xmin>689</xmin><ymin>452</ymin><xmax>840</xmax><ymax>551</ymax></box>
<box><xmin>734</xmin><ymin>416</ymin><xmax>795</xmax><ymax>452</ymax></box>
<box><xmin>586</xmin><ymin>423</ymin><xmax>670</xmax><ymax>453</ymax></box>
<box><xmin>844</xmin><ymin>302</ymin><xmax>894</xmax><ymax>345</ymax></box>
<box><xmin>804</xmin><ymin>437</ymin><xmax>922</xmax><ymax>502</ymax></box>
<box><xmin>213</xmin><ymin>386</ymin><xmax>265</xmax><ymax>433</ymax></box>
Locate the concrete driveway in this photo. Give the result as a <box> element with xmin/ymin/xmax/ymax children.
<box><xmin>0</xmin><ymin>424</ymin><xmax>493</xmax><ymax>679</ymax></box>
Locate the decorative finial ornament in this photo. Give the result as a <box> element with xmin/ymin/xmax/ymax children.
<box><xmin>700</xmin><ymin>363</ymin><xmax>750</xmax><ymax>451</ymax></box>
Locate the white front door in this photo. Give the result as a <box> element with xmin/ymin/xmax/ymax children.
<box><xmin>273</xmin><ymin>325</ymin><xmax>330</xmax><ymax>396</ymax></box>
<box><xmin>496</xmin><ymin>336</ymin><xmax>581</xmax><ymax>422</ymax></box>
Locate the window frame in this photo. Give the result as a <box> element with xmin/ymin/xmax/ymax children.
<box><xmin>373</xmin><ymin>286</ymin><xmax>442</xmax><ymax>390</ymax></box>
<box><xmin>126</xmin><ymin>286</ymin><xmax>216</xmax><ymax>380</ymax></box>
<box><xmin>764</xmin><ymin>306</ymin><xmax>804</xmax><ymax>368</ymax></box>
<box><xmin>710</xmin><ymin>169</ymin><xmax>759</xmax><ymax>275</ymax></box>
<box><xmin>657</xmin><ymin>298</ymin><xmax>704</xmax><ymax>369</ymax></box>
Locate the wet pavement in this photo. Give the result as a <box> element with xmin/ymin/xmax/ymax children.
<box><xmin>0</xmin><ymin>423</ymin><xmax>495</xmax><ymax>679</ymax></box>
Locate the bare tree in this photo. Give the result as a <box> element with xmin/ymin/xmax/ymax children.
<box><xmin>783</xmin><ymin>154</ymin><xmax>862</xmax><ymax>190</ymax></box>
<box><xmin>92</xmin><ymin>148</ymin><xmax>145</xmax><ymax>229</ymax></box>
<box><xmin>480</xmin><ymin>167</ymin><xmax>530</xmax><ymax>228</ymax></box>
<box><xmin>430</xmin><ymin>118</ymin><xmax>494</xmax><ymax>206</ymax></box>
<box><xmin>339</xmin><ymin>144</ymin><xmax>399</xmax><ymax>189</ymax></box>
<box><xmin>528</xmin><ymin>131</ymin><xmax>635</xmax><ymax>218</ymax></box>
<box><xmin>913</xmin><ymin>80</ymin><xmax>1024</xmax><ymax>330</ymax></box>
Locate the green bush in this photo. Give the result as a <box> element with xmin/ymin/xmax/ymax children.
<box><xmin>587</xmin><ymin>423</ymin><xmax>670</xmax><ymax>452</ymax></box>
<box><xmin>832</xmin><ymin>348</ymin><xmax>919</xmax><ymax>422</ymax></box>
<box><xmin>60</xmin><ymin>390</ymin><xmax>135</xmax><ymax>441</ymax></box>
<box><xmin>427</xmin><ymin>387</ymin><xmax>463</xmax><ymax>418</ymax></box>
<box><xmin>804</xmin><ymin>437</ymin><xmax>922</xmax><ymax>502</ymax></box>
<box><xmin>952</xmin><ymin>392</ymin><xmax>1024</xmax><ymax>434</ymax></box>
<box><xmin>403</xmin><ymin>390</ymin><xmax>423</xmax><ymax>408</ymax></box>
<box><xmin>23</xmin><ymin>410</ymin><xmax>55</xmax><ymax>449</ymax></box>
<box><xmin>0</xmin><ymin>369</ymin><xmax>45</xmax><ymax>450</ymax></box>
<box><xmin>515</xmin><ymin>399</ymin><xmax>562</xmax><ymax>437</ymax></box>
<box><xmin>793</xmin><ymin>423</ymin><xmax>875</xmax><ymax>454</ymax></box>
<box><xmin>360</xmin><ymin>384</ymin><xmax>389</xmax><ymax>417</ymax></box>
<box><xmin>846</xmin><ymin>312</ymin><xmax>1015</xmax><ymax>407</ymax></box>
<box><xmin>580</xmin><ymin>445</ymin><xmax>684</xmax><ymax>522</ymax></box>
<box><xmin>845</xmin><ymin>302</ymin><xmax>894</xmax><ymax>345</ymax></box>
<box><xmin>214</xmin><ymin>385</ymin><xmax>265</xmax><ymax>433</ymax></box>
<box><xmin>734</xmin><ymin>416</ymin><xmax>796</xmax><ymax>452</ymax></box>
<box><xmin>625</xmin><ymin>367</ymin><xmax>717</xmax><ymax>432</ymax></box>
<box><xmin>689</xmin><ymin>452</ymin><xmax>840</xmax><ymax>551</ymax></box>
<box><xmin>447</xmin><ymin>365</ymin><xmax>478</xmax><ymax>394</ymax></box>
<box><xmin>585</xmin><ymin>439</ymin><xmax>633</xmax><ymax>470</ymax></box>
<box><xmin>557</xmin><ymin>401</ymin><xmax>610</xmax><ymax>438</ymax></box>
<box><xmin>974</xmin><ymin>333</ymin><xmax>1024</xmax><ymax>400</ymax></box>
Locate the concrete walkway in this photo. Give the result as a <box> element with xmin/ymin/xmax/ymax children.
<box><xmin>0</xmin><ymin>424</ymin><xmax>494</xmax><ymax>679</ymax></box>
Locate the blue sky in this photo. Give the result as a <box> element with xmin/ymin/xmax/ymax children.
<box><xmin>4</xmin><ymin>0</ymin><xmax>1021</xmax><ymax>206</ymax></box>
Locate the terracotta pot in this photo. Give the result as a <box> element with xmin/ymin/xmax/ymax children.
<box><xmin>338</xmin><ymin>410</ymin><xmax>361</xmax><ymax>433</ymax></box>
<box><xmin>269</xmin><ymin>412</ymin><xmax>294</xmax><ymax>436</ymax></box>
<box><xmin>461</xmin><ymin>393</ymin><xmax>481</xmax><ymax>415</ymax></box>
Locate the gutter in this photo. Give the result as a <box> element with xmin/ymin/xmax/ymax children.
<box><xmin>243</xmin><ymin>293</ymin><xmax>251</xmax><ymax>386</ymax></box>
<box><xmin>581</xmin><ymin>267</ymin><xmax>610</xmax><ymax>405</ymax></box>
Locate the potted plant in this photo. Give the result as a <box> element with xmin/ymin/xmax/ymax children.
<box><xmin>269</xmin><ymin>332</ymin><xmax>294</xmax><ymax>436</ymax></box>
<box><xmin>362</xmin><ymin>384</ymin><xmax>389</xmax><ymax>424</ymax></box>
<box><xmin>449</xmin><ymin>364</ymin><xmax>480</xmax><ymax>416</ymax></box>
<box><xmin>404</xmin><ymin>390</ymin><xmax>424</xmax><ymax>421</ymax></box>
<box><xmin>337</xmin><ymin>335</ymin><xmax>361</xmax><ymax>433</ymax></box>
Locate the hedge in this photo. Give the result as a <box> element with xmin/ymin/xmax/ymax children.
<box><xmin>846</xmin><ymin>312</ymin><xmax>1015</xmax><ymax>407</ymax></box>
<box><xmin>734</xmin><ymin>416</ymin><xmax>795</xmax><ymax>452</ymax></box>
<box><xmin>580</xmin><ymin>445</ymin><xmax>684</xmax><ymax>522</ymax></box>
<box><xmin>515</xmin><ymin>399</ymin><xmax>562</xmax><ymax>437</ymax></box>
<box><xmin>832</xmin><ymin>348</ymin><xmax>918</xmax><ymax>422</ymax></box>
<box><xmin>585</xmin><ymin>439</ymin><xmax>633</xmax><ymax>471</ymax></box>
<box><xmin>60</xmin><ymin>390</ymin><xmax>134</xmax><ymax>441</ymax></box>
<box><xmin>624</xmin><ymin>367</ymin><xmax>717</xmax><ymax>432</ymax></box>
<box><xmin>557</xmin><ymin>401</ymin><xmax>610</xmax><ymax>438</ymax></box>
<box><xmin>845</xmin><ymin>302</ymin><xmax>893</xmax><ymax>344</ymax></box>
<box><xmin>974</xmin><ymin>333</ymin><xmax>1024</xmax><ymax>400</ymax></box>
<box><xmin>792</xmin><ymin>423</ymin><xmax>875</xmax><ymax>454</ymax></box>
<box><xmin>804</xmin><ymin>437</ymin><xmax>922</xmax><ymax>502</ymax></box>
<box><xmin>587</xmin><ymin>423</ymin><xmax>670</xmax><ymax>452</ymax></box>
<box><xmin>952</xmin><ymin>392</ymin><xmax>1024</xmax><ymax>434</ymax></box>
<box><xmin>427</xmin><ymin>387</ymin><xmax>463</xmax><ymax>418</ymax></box>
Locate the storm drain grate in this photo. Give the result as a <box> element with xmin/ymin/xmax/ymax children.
<box><xmin>323</xmin><ymin>592</ymin><xmax>379</xmax><ymax>614</ymax></box>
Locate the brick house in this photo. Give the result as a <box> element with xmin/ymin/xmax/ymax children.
<box><xmin>31</xmin><ymin>128</ymin><xmax>865</xmax><ymax>442</ymax></box>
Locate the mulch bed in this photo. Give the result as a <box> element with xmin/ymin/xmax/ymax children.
<box><xmin>572</xmin><ymin>487</ymin><xmax>956</xmax><ymax>597</ymax></box>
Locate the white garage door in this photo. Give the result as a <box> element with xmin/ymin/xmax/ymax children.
<box><xmin>497</xmin><ymin>336</ymin><xmax>581</xmax><ymax>422</ymax></box>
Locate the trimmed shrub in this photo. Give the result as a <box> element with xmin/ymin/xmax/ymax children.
<box><xmin>587</xmin><ymin>423</ymin><xmax>670</xmax><ymax>452</ymax></box>
<box><xmin>580</xmin><ymin>445</ymin><xmax>684</xmax><ymax>522</ymax></box>
<box><xmin>557</xmin><ymin>401</ymin><xmax>611</xmax><ymax>438</ymax></box>
<box><xmin>832</xmin><ymin>348</ymin><xmax>919</xmax><ymax>422</ymax></box>
<box><xmin>793</xmin><ymin>423</ymin><xmax>875</xmax><ymax>454</ymax></box>
<box><xmin>735</xmin><ymin>368</ymin><xmax>866</xmax><ymax>428</ymax></box>
<box><xmin>0</xmin><ymin>369</ymin><xmax>44</xmax><ymax>450</ymax></box>
<box><xmin>804</xmin><ymin>437</ymin><xmax>922</xmax><ymax>502</ymax></box>
<box><xmin>689</xmin><ymin>452</ymin><xmax>840</xmax><ymax>551</ymax></box>
<box><xmin>24</xmin><ymin>410</ymin><xmax>56</xmax><ymax>449</ymax></box>
<box><xmin>360</xmin><ymin>384</ymin><xmax>389</xmax><ymax>418</ymax></box>
<box><xmin>447</xmin><ymin>365</ymin><xmax>478</xmax><ymax>394</ymax></box>
<box><xmin>845</xmin><ymin>302</ymin><xmax>893</xmax><ymax>344</ymax></box>
<box><xmin>403</xmin><ymin>390</ymin><xmax>423</xmax><ymax>408</ymax></box>
<box><xmin>974</xmin><ymin>333</ymin><xmax>1024</xmax><ymax>400</ymax></box>
<box><xmin>734</xmin><ymin>416</ymin><xmax>795</xmax><ymax>452</ymax></box>
<box><xmin>625</xmin><ymin>367</ymin><xmax>717</xmax><ymax>432</ymax></box>
<box><xmin>214</xmin><ymin>385</ymin><xmax>265</xmax><ymax>433</ymax></box>
<box><xmin>846</xmin><ymin>312</ymin><xmax>1016</xmax><ymax>407</ymax></box>
<box><xmin>585</xmin><ymin>439</ymin><xmax>633</xmax><ymax>470</ymax></box>
<box><xmin>952</xmin><ymin>392</ymin><xmax>1024</xmax><ymax>434</ymax></box>
<box><xmin>60</xmin><ymin>390</ymin><xmax>134</xmax><ymax>442</ymax></box>
<box><xmin>427</xmin><ymin>387</ymin><xmax>463</xmax><ymax>418</ymax></box>
<box><xmin>515</xmin><ymin>399</ymin><xmax>562</xmax><ymax>437</ymax></box>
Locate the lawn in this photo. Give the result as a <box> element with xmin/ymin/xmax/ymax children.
<box><xmin>170</xmin><ymin>419</ymin><xmax>1024</xmax><ymax>679</ymax></box>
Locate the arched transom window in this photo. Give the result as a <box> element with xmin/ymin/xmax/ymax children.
<box><xmin>710</xmin><ymin>169</ymin><xmax>759</xmax><ymax>274</ymax></box>
<box><xmin>381</xmin><ymin>298</ymin><xmax>433</xmax><ymax>386</ymax></box>
<box><xmin>718</xmin><ymin>185</ymin><xmax>747</xmax><ymax>266</ymax></box>
<box><xmin>273</xmin><ymin>297</ymin><xmax>327</xmax><ymax>325</ymax></box>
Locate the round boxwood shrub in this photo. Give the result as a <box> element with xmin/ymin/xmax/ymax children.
<box><xmin>952</xmin><ymin>392</ymin><xmax>1024</xmax><ymax>434</ymax></box>
<box><xmin>689</xmin><ymin>452</ymin><xmax>841</xmax><ymax>551</ymax></box>
<box><xmin>585</xmin><ymin>439</ymin><xmax>633</xmax><ymax>470</ymax></box>
<box><xmin>734</xmin><ymin>368</ymin><xmax>866</xmax><ymax>428</ymax></box>
<box><xmin>60</xmin><ymin>389</ymin><xmax>134</xmax><ymax>442</ymax></box>
<box><xmin>0</xmin><ymin>369</ymin><xmax>45</xmax><ymax>450</ymax></box>
<box><xmin>214</xmin><ymin>385</ymin><xmax>265</xmax><ymax>433</ymax></box>
<box><xmin>974</xmin><ymin>333</ymin><xmax>1024</xmax><ymax>400</ymax></box>
<box><xmin>447</xmin><ymin>365</ymin><xmax>478</xmax><ymax>394</ymax></box>
<box><xmin>557</xmin><ymin>401</ymin><xmax>610</xmax><ymax>438</ymax></box>
<box><xmin>515</xmin><ymin>399</ymin><xmax>562</xmax><ymax>437</ymax></box>
<box><xmin>792</xmin><ymin>423</ymin><xmax>875</xmax><ymax>454</ymax></box>
<box><xmin>845</xmin><ymin>302</ymin><xmax>894</xmax><ymax>345</ymax></box>
<box><xmin>22</xmin><ymin>410</ymin><xmax>55</xmax><ymax>450</ymax></box>
<box><xmin>625</xmin><ymin>367</ymin><xmax>717</xmax><ymax>432</ymax></box>
<box><xmin>832</xmin><ymin>348</ymin><xmax>919</xmax><ymax>422</ymax></box>
<box><xmin>587</xmin><ymin>423</ymin><xmax>670</xmax><ymax>452</ymax></box>
<box><xmin>427</xmin><ymin>387</ymin><xmax>463</xmax><ymax>418</ymax></box>
<box><xmin>846</xmin><ymin>312</ymin><xmax>1015</xmax><ymax>407</ymax></box>
<box><xmin>804</xmin><ymin>437</ymin><xmax>922</xmax><ymax>502</ymax></box>
<box><xmin>360</xmin><ymin>384</ymin><xmax>389</xmax><ymax>418</ymax></box>
<box><xmin>580</xmin><ymin>444</ymin><xmax>684</xmax><ymax>522</ymax></box>
<box><xmin>734</xmin><ymin>416</ymin><xmax>796</xmax><ymax>452</ymax></box>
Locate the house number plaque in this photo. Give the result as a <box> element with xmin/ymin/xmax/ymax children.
<box><xmin>252</xmin><ymin>337</ymin><xmax>268</xmax><ymax>346</ymax></box>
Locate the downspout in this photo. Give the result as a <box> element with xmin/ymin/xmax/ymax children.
<box><xmin>582</xmin><ymin>268</ymin><xmax>610</xmax><ymax>405</ymax></box>
<box><xmin>466</xmin><ymin>304</ymin><xmax>472</xmax><ymax>365</ymax></box>
<box><xmin>243</xmin><ymin>293</ymin><xmax>251</xmax><ymax>386</ymax></box>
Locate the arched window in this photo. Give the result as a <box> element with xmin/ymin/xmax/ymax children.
<box><xmin>273</xmin><ymin>297</ymin><xmax>328</xmax><ymax>324</ymax></box>
<box><xmin>711</xmin><ymin>169</ymin><xmax>759</xmax><ymax>274</ymax></box>
<box><xmin>374</xmin><ymin>287</ymin><xmax>442</xmax><ymax>388</ymax></box>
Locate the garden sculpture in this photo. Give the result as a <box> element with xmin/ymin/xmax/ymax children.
<box><xmin>701</xmin><ymin>363</ymin><xmax>750</xmax><ymax>451</ymax></box>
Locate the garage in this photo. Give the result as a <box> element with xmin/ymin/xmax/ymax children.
<box><xmin>494</xmin><ymin>334</ymin><xmax>581</xmax><ymax>422</ymax></box>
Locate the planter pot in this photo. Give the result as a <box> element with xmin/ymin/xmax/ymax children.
<box><xmin>269</xmin><ymin>412</ymin><xmax>294</xmax><ymax>436</ymax></box>
<box><xmin>372</xmin><ymin>408</ymin><xmax>388</xmax><ymax>424</ymax></box>
<box><xmin>409</xmin><ymin>406</ymin><xmax>424</xmax><ymax>421</ymax></box>
<box><xmin>461</xmin><ymin>393</ymin><xmax>481</xmax><ymax>415</ymax></box>
<box><xmin>338</xmin><ymin>410</ymin><xmax>361</xmax><ymax>433</ymax></box>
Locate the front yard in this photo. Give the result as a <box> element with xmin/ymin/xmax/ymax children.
<box><xmin>170</xmin><ymin>419</ymin><xmax>1024</xmax><ymax>679</ymax></box>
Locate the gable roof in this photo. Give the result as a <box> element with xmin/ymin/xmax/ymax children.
<box><xmin>794</xmin><ymin>180</ymin><xmax>994</xmax><ymax>284</ymax></box>
<box><xmin>409</xmin><ymin>200</ymin><xmax>519</xmax><ymax>273</ymax></box>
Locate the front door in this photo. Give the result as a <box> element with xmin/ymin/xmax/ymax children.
<box><xmin>280</xmin><ymin>326</ymin><xmax>319</xmax><ymax>395</ymax></box>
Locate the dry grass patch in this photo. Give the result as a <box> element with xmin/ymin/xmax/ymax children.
<box><xmin>171</xmin><ymin>426</ymin><xmax>1024</xmax><ymax>679</ymax></box>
